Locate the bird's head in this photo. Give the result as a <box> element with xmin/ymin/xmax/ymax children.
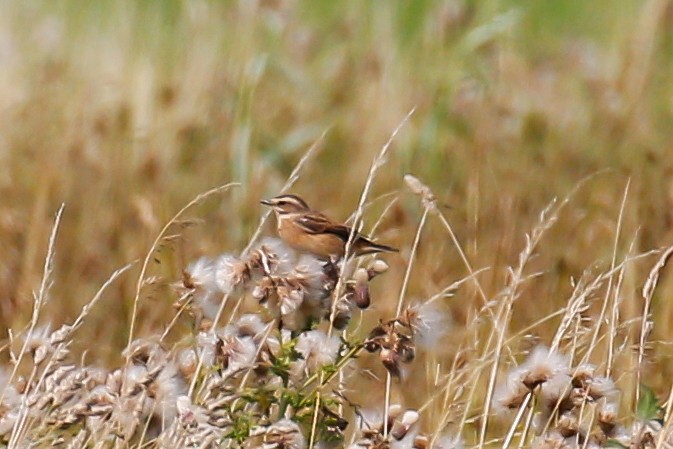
<box><xmin>260</xmin><ymin>194</ymin><xmax>310</xmax><ymax>214</ymax></box>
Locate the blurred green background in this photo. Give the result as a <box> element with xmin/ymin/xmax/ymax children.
<box><xmin>1</xmin><ymin>0</ymin><xmax>673</xmax><ymax>387</ymax></box>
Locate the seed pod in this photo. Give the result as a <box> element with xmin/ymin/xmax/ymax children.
<box><xmin>15</xmin><ymin>376</ymin><xmax>27</xmax><ymax>394</ymax></box>
<box><xmin>399</xmin><ymin>344</ymin><xmax>416</xmax><ymax>363</ymax></box>
<box><xmin>388</xmin><ymin>404</ymin><xmax>404</xmax><ymax>420</ymax></box>
<box><xmin>391</xmin><ymin>410</ymin><xmax>420</xmax><ymax>441</ymax></box>
<box><xmin>381</xmin><ymin>348</ymin><xmax>401</xmax><ymax>377</ymax></box>
<box><xmin>557</xmin><ymin>412</ymin><xmax>578</xmax><ymax>438</ymax></box>
<box><xmin>413</xmin><ymin>435</ymin><xmax>429</xmax><ymax>449</ymax></box>
<box><xmin>332</xmin><ymin>301</ymin><xmax>352</xmax><ymax>330</ymax></box>
<box><xmin>33</xmin><ymin>345</ymin><xmax>49</xmax><ymax>365</ymax></box>
<box><xmin>391</xmin><ymin>420</ymin><xmax>410</xmax><ymax>440</ymax></box>
<box><xmin>352</xmin><ymin>268</ymin><xmax>371</xmax><ymax>308</ymax></box>
<box><xmin>400</xmin><ymin>410</ymin><xmax>419</xmax><ymax>427</ymax></box>
<box><xmin>597</xmin><ymin>402</ymin><xmax>619</xmax><ymax>436</ymax></box>
<box><xmin>178</xmin><ymin>349</ymin><xmax>198</xmax><ymax>378</ymax></box>
<box><xmin>354</xmin><ymin>268</ymin><xmax>369</xmax><ymax>286</ymax></box>
<box><xmin>199</xmin><ymin>318</ymin><xmax>213</xmax><ymax>332</ymax></box>
<box><xmin>354</xmin><ymin>286</ymin><xmax>370</xmax><ymax>309</ymax></box>
<box><xmin>363</xmin><ymin>339</ymin><xmax>381</xmax><ymax>353</ymax></box>
<box><xmin>368</xmin><ymin>260</ymin><xmax>389</xmax><ymax>279</ymax></box>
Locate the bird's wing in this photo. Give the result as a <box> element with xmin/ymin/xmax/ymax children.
<box><xmin>295</xmin><ymin>213</ymin><xmax>354</xmax><ymax>241</ymax></box>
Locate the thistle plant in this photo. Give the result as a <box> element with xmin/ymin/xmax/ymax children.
<box><xmin>0</xmin><ymin>203</ymin><xmax>457</xmax><ymax>449</ymax></box>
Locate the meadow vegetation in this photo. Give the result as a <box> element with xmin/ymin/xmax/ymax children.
<box><xmin>1</xmin><ymin>0</ymin><xmax>673</xmax><ymax>447</ymax></box>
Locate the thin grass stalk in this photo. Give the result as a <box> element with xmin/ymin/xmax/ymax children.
<box><xmin>404</xmin><ymin>173</ymin><xmax>490</xmax><ymax>307</ymax></box>
<box><xmin>517</xmin><ymin>393</ymin><xmax>536</xmax><ymax>449</ymax></box>
<box><xmin>641</xmin><ymin>245</ymin><xmax>673</xmax><ymax>416</ymax></box>
<box><xmin>312</xmin><ymin>110</ymin><xmax>413</xmax><ymax>447</ymax></box>
<box><xmin>427</xmin><ymin>351</ymin><xmax>462</xmax><ymax>445</ymax></box>
<box><xmin>395</xmin><ymin>208</ymin><xmax>429</xmax><ymax>316</ymax></box>
<box><xmin>435</xmin><ymin>210</ymin><xmax>489</xmax><ymax>305</ymax></box>
<box><xmin>584</xmin><ymin>180</ymin><xmax>629</xmax><ymax>370</ymax></box>
<box><xmin>478</xmin><ymin>298</ymin><xmax>514</xmax><ymax>449</ymax></box>
<box><xmin>383</xmin><ymin>373</ymin><xmax>393</xmax><ymax>437</ymax></box>
<box><xmin>552</xmin><ymin>249</ymin><xmax>659</xmax><ymax>355</ymax></box>
<box><xmin>72</xmin><ymin>262</ymin><xmax>136</xmax><ymax>332</ymax></box>
<box><xmin>606</xmin><ymin>235</ymin><xmax>638</xmax><ymax>378</ymax></box>
<box><xmin>7</xmin><ymin>364</ymin><xmax>39</xmax><ymax>449</ymax></box>
<box><xmin>15</xmin><ymin>258</ymin><xmax>131</xmax><ymax>446</ymax></box>
<box><xmin>242</xmin><ymin>129</ymin><xmax>327</xmax><ymax>256</ymax></box>
<box><xmin>579</xmin><ymin>409</ymin><xmax>596</xmax><ymax>449</ymax></box>
<box><xmin>456</xmin><ymin>300</ymin><xmax>554</xmax><ymax>438</ymax></box>
<box><xmin>478</xmin><ymin>200</ymin><xmax>559</xmax><ymax>449</ymax></box>
<box><xmin>5</xmin><ymin>204</ymin><xmax>64</xmax><ymax>397</ymax></box>
<box><xmin>308</xmin><ymin>390</ymin><xmax>321</xmax><ymax>449</ymax></box>
<box><xmin>382</xmin><ymin>203</ymin><xmax>429</xmax><ymax>438</ymax></box>
<box><xmin>501</xmin><ymin>391</ymin><xmax>532</xmax><ymax>449</ymax></box>
<box><xmin>327</xmin><ymin>109</ymin><xmax>415</xmax><ymax>337</ymax></box>
<box><xmin>343</xmin><ymin>108</ymin><xmax>415</xmax><ymax>262</ymax></box>
<box><xmin>659</xmin><ymin>383</ymin><xmax>673</xmax><ymax>449</ymax></box>
<box><xmin>159</xmin><ymin>291</ymin><xmax>192</xmax><ymax>343</ymax></box>
<box><xmin>7</xmin><ymin>205</ymin><xmax>65</xmax><ymax>449</ymax></box>
<box><xmin>349</xmin><ymin>194</ymin><xmax>399</xmax><ymax>276</ymax></box>
<box><xmin>128</xmin><ymin>182</ymin><xmax>239</xmax><ymax>349</ymax></box>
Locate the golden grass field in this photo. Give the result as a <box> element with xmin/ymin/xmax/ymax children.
<box><xmin>2</xmin><ymin>1</ymin><xmax>673</xmax><ymax>447</ymax></box>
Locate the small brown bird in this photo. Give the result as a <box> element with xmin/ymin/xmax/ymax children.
<box><xmin>261</xmin><ymin>194</ymin><xmax>398</xmax><ymax>259</ymax></box>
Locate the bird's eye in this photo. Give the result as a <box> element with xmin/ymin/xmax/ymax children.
<box><xmin>278</xmin><ymin>201</ymin><xmax>288</xmax><ymax>206</ymax></box>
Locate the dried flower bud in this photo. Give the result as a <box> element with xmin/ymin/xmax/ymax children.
<box><xmin>49</xmin><ymin>325</ymin><xmax>71</xmax><ymax>345</ymax></box>
<box><xmin>413</xmin><ymin>435</ymin><xmax>429</xmax><ymax>449</ymax></box>
<box><xmin>586</xmin><ymin>376</ymin><xmax>619</xmax><ymax>403</ymax></box>
<box><xmin>264</xmin><ymin>419</ymin><xmax>306</xmax><ymax>449</ymax></box>
<box><xmin>369</xmin><ymin>259</ymin><xmax>389</xmax><ymax>276</ymax></box>
<box><xmin>252</xmin><ymin>285</ymin><xmax>265</xmax><ymax>300</ymax></box>
<box><xmin>557</xmin><ymin>412</ymin><xmax>578</xmax><ymax>438</ymax></box>
<box><xmin>364</xmin><ymin>340</ymin><xmax>381</xmax><ymax>353</ymax></box>
<box><xmin>400</xmin><ymin>410</ymin><xmax>419</xmax><ymax>427</ymax></box>
<box><xmin>178</xmin><ymin>348</ymin><xmax>198</xmax><ymax>378</ymax></box>
<box><xmin>331</xmin><ymin>301</ymin><xmax>352</xmax><ymax>330</ymax></box>
<box><xmin>34</xmin><ymin>345</ymin><xmax>49</xmax><ymax>365</ymax></box>
<box><xmin>390</xmin><ymin>410</ymin><xmax>419</xmax><ymax>440</ymax></box>
<box><xmin>399</xmin><ymin>345</ymin><xmax>416</xmax><ymax>363</ymax></box>
<box><xmin>199</xmin><ymin>318</ymin><xmax>213</xmax><ymax>332</ymax></box>
<box><xmin>252</xmin><ymin>276</ymin><xmax>275</xmax><ymax>303</ymax></box>
<box><xmin>354</xmin><ymin>268</ymin><xmax>369</xmax><ymax>286</ymax></box>
<box><xmin>522</xmin><ymin>370</ymin><xmax>550</xmax><ymax>390</ymax></box>
<box><xmin>572</xmin><ymin>364</ymin><xmax>595</xmax><ymax>388</ymax></box>
<box><xmin>106</xmin><ymin>369</ymin><xmax>123</xmax><ymax>394</ymax></box>
<box><xmin>353</xmin><ymin>272</ymin><xmax>371</xmax><ymax>309</ymax></box>
<box><xmin>381</xmin><ymin>348</ymin><xmax>401</xmax><ymax>377</ymax></box>
<box><xmin>177</xmin><ymin>396</ymin><xmax>198</xmax><ymax>427</ymax></box>
<box><xmin>388</xmin><ymin>404</ymin><xmax>404</xmax><ymax>420</ymax></box>
<box><xmin>597</xmin><ymin>402</ymin><xmax>619</xmax><ymax>436</ymax></box>
<box><xmin>16</xmin><ymin>375</ymin><xmax>27</xmax><ymax>394</ymax></box>
<box><xmin>391</xmin><ymin>420</ymin><xmax>410</xmax><ymax>440</ymax></box>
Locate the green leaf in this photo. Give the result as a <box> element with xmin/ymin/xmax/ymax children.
<box><xmin>637</xmin><ymin>384</ymin><xmax>662</xmax><ymax>421</ymax></box>
<box><xmin>604</xmin><ymin>439</ymin><xmax>629</xmax><ymax>449</ymax></box>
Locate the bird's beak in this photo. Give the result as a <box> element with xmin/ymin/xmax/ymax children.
<box><xmin>260</xmin><ymin>199</ymin><xmax>273</xmax><ymax>206</ymax></box>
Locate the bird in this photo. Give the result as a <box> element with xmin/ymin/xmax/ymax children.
<box><xmin>260</xmin><ymin>194</ymin><xmax>398</xmax><ymax>260</ymax></box>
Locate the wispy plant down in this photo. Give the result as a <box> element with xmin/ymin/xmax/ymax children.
<box><xmin>1</xmin><ymin>1</ymin><xmax>673</xmax><ymax>448</ymax></box>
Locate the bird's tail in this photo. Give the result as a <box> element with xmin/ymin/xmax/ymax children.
<box><xmin>355</xmin><ymin>237</ymin><xmax>398</xmax><ymax>256</ymax></box>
